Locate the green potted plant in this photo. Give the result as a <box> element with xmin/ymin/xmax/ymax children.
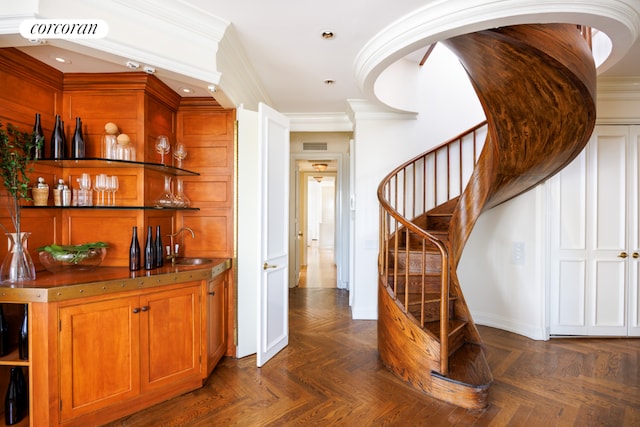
<box><xmin>0</xmin><ymin>121</ymin><xmax>41</xmax><ymax>282</ymax></box>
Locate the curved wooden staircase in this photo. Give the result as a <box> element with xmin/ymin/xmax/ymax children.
<box><xmin>377</xmin><ymin>24</ymin><xmax>596</xmax><ymax>410</ymax></box>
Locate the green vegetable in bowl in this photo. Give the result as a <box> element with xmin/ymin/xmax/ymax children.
<box><xmin>37</xmin><ymin>242</ymin><xmax>109</xmax><ymax>264</ymax></box>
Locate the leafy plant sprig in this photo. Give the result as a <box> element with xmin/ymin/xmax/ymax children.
<box><xmin>0</xmin><ymin>121</ymin><xmax>41</xmax><ymax>234</ymax></box>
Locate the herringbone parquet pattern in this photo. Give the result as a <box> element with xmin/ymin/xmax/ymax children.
<box><xmin>105</xmin><ymin>288</ymin><xmax>640</xmax><ymax>426</ymax></box>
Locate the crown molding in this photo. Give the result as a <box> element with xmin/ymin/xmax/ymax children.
<box><xmin>597</xmin><ymin>76</ymin><xmax>640</xmax><ymax>97</ymax></box>
<box><xmin>215</xmin><ymin>24</ymin><xmax>272</xmax><ymax>110</ymax></box>
<box><xmin>286</xmin><ymin>113</ymin><xmax>353</xmax><ymax>132</ymax></box>
<box><xmin>347</xmin><ymin>99</ymin><xmax>417</xmax><ymax>122</ymax></box>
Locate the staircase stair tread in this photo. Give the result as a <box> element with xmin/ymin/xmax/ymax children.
<box><xmin>395</xmin><ymin>292</ymin><xmax>458</xmax><ymax>305</ymax></box>
<box><xmin>431</xmin><ymin>342</ymin><xmax>493</xmax><ymax>388</ymax></box>
<box><xmin>424</xmin><ymin>318</ymin><xmax>467</xmax><ymax>338</ymax></box>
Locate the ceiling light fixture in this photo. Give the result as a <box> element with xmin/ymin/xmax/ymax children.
<box><xmin>180</xmin><ymin>87</ymin><xmax>194</xmax><ymax>94</ymax></box>
<box><xmin>312</xmin><ymin>163</ymin><xmax>328</xmax><ymax>172</ymax></box>
<box><xmin>54</xmin><ymin>56</ymin><xmax>71</xmax><ymax>64</ymax></box>
<box><xmin>321</xmin><ymin>31</ymin><xmax>335</xmax><ymax>40</ymax></box>
<box><xmin>323</xmin><ymin>79</ymin><xmax>335</xmax><ymax>85</ymax></box>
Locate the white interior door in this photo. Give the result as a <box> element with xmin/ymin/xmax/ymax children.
<box><xmin>587</xmin><ymin>127</ymin><xmax>628</xmax><ymax>335</ymax></box>
<box><xmin>257</xmin><ymin>102</ymin><xmax>290</xmax><ymax>366</ymax></box>
<box><xmin>550</xmin><ymin>125</ymin><xmax>639</xmax><ymax>336</ymax></box>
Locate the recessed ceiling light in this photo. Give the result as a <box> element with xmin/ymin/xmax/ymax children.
<box><xmin>180</xmin><ymin>87</ymin><xmax>194</xmax><ymax>94</ymax></box>
<box><xmin>54</xmin><ymin>56</ymin><xmax>71</xmax><ymax>64</ymax></box>
<box><xmin>321</xmin><ymin>31</ymin><xmax>335</xmax><ymax>40</ymax></box>
<box><xmin>323</xmin><ymin>79</ymin><xmax>335</xmax><ymax>85</ymax></box>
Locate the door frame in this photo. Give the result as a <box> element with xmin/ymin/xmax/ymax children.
<box><xmin>289</xmin><ymin>152</ymin><xmax>349</xmax><ymax>292</ymax></box>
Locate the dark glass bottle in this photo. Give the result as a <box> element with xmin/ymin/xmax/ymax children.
<box><xmin>144</xmin><ymin>226</ymin><xmax>155</xmax><ymax>270</ymax></box>
<box><xmin>61</xmin><ymin>120</ymin><xmax>67</xmax><ymax>158</ymax></box>
<box><xmin>32</xmin><ymin>113</ymin><xmax>44</xmax><ymax>160</ymax></box>
<box><xmin>14</xmin><ymin>367</ymin><xmax>27</xmax><ymax>419</ymax></box>
<box><xmin>129</xmin><ymin>226</ymin><xmax>141</xmax><ymax>271</ymax></box>
<box><xmin>18</xmin><ymin>304</ymin><xmax>28</xmax><ymax>360</ymax></box>
<box><xmin>154</xmin><ymin>225</ymin><xmax>163</xmax><ymax>268</ymax></box>
<box><xmin>50</xmin><ymin>114</ymin><xmax>65</xmax><ymax>159</ymax></box>
<box><xmin>0</xmin><ymin>305</ymin><xmax>8</xmax><ymax>357</ymax></box>
<box><xmin>4</xmin><ymin>368</ymin><xmax>22</xmax><ymax>425</ymax></box>
<box><xmin>71</xmin><ymin>117</ymin><xmax>85</xmax><ymax>158</ymax></box>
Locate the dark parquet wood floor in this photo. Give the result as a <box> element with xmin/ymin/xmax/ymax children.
<box><xmin>104</xmin><ymin>288</ymin><xmax>640</xmax><ymax>427</ymax></box>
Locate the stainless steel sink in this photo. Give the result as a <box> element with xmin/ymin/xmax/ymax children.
<box><xmin>174</xmin><ymin>257</ymin><xmax>213</xmax><ymax>265</ymax></box>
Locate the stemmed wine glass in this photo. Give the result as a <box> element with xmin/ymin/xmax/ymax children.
<box><xmin>155</xmin><ymin>135</ymin><xmax>171</xmax><ymax>165</ymax></box>
<box><xmin>79</xmin><ymin>173</ymin><xmax>92</xmax><ymax>206</ymax></box>
<box><xmin>94</xmin><ymin>174</ymin><xmax>107</xmax><ymax>206</ymax></box>
<box><xmin>109</xmin><ymin>175</ymin><xmax>120</xmax><ymax>206</ymax></box>
<box><xmin>173</xmin><ymin>142</ymin><xmax>188</xmax><ymax>168</ymax></box>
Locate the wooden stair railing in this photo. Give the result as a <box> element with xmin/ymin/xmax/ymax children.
<box><xmin>377</xmin><ymin>23</ymin><xmax>596</xmax><ymax>410</ymax></box>
<box><xmin>378</xmin><ymin>121</ymin><xmax>488</xmax><ymax>375</ymax></box>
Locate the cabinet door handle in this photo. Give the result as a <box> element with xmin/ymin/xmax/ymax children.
<box><xmin>141</xmin><ymin>306</ymin><xmax>149</xmax><ymax>312</ymax></box>
<box><xmin>208</xmin><ymin>291</ymin><xmax>215</xmax><ymax>296</ymax></box>
<box><xmin>263</xmin><ymin>262</ymin><xmax>277</xmax><ymax>270</ymax></box>
<box><xmin>133</xmin><ymin>307</ymin><xmax>140</xmax><ymax>314</ymax></box>
<box><xmin>633</xmin><ymin>252</ymin><xmax>639</xmax><ymax>259</ymax></box>
<box><xmin>618</xmin><ymin>252</ymin><xmax>628</xmax><ymax>258</ymax></box>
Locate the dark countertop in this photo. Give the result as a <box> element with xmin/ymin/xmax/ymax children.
<box><xmin>0</xmin><ymin>258</ymin><xmax>231</xmax><ymax>303</ymax></box>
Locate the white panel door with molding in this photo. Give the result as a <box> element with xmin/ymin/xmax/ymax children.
<box><xmin>549</xmin><ymin>125</ymin><xmax>640</xmax><ymax>336</ymax></box>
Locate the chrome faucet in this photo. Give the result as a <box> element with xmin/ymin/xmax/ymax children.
<box><xmin>167</xmin><ymin>227</ymin><xmax>195</xmax><ymax>263</ymax></box>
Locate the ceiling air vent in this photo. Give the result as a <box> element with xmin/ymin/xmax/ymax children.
<box><xmin>303</xmin><ymin>142</ymin><xmax>328</xmax><ymax>151</ymax></box>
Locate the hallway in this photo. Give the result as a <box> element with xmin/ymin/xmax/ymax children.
<box><xmin>298</xmin><ymin>240</ymin><xmax>336</xmax><ymax>288</ymax></box>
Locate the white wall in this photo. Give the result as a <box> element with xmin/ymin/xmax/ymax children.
<box><xmin>457</xmin><ymin>187</ymin><xmax>547</xmax><ymax>339</ymax></box>
<box><xmin>349</xmin><ymin>44</ymin><xmax>485</xmax><ymax>319</ymax></box>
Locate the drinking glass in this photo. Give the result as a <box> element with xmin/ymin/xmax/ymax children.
<box><xmin>79</xmin><ymin>173</ymin><xmax>92</xmax><ymax>206</ymax></box>
<box><xmin>109</xmin><ymin>176</ymin><xmax>119</xmax><ymax>206</ymax></box>
<box><xmin>94</xmin><ymin>174</ymin><xmax>107</xmax><ymax>206</ymax></box>
<box><xmin>173</xmin><ymin>142</ymin><xmax>188</xmax><ymax>168</ymax></box>
<box><xmin>155</xmin><ymin>135</ymin><xmax>171</xmax><ymax>165</ymax></box>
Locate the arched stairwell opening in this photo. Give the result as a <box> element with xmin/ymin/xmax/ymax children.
<box><xmin>377</xmin><ymin>23</ymin><xmax>597</xmax><ymax>410</ymax></box>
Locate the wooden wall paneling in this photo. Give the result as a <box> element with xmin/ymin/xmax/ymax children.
<box><xmin>182</xmin><ymin>175</ymin><xmax>232</xmax><ymax>208</ymax></box>
<box><xmin>63</xmin><ymin>209</ymin><xmax>143</xmax><ymax>267</ymax></box>
<box><xmin>0</xmin><ymin>48</ymin><xmax>63</xmax><ymax>139</ymax></box>
<box><xmin>178</xmin><ymin>208</ymin><xmax>233</xmax><ymax>259</ymax></box>
<box><xmin>145</xmin><ymin>93</ymin><xmax>178</xmax><ymax>165</ymax></box>
<box><xmin>63</xmin><ymin>91</ymin><xmax>144</xmax><ymax>158</ymax></box>
<box><xmin>18</xmin><ymin>209</ymin><xmax>59</xmax><ymax>272</ymax></box>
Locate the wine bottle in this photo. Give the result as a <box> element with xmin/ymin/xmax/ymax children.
<box><xmin>50</xmin><ymin>114</ymin><xmax>65</xmax><ymax>159</ymax></box>
<box><xmin>144</xmin><ymin>226</ymin><xmax>155</xmax><ymax>270</ymax></box>
<box><xmin>4</xmin><ymin>368</ymin><xmax>21</xmax><ymax>425</ymax></box>
<box><xmin>129</xmin><ymin>226</ymin><xmax>141</xmax><ymax>271</ymax></box>
<box><xmin>18</xmin><ymin>304</ymin><xmax>28</xmax><ymax>360</ymax></box>
<box><xmin>14</xmin><ymin>367</ymin><xmax>27</xmax><ymax>419</ymax></box>
<box><xmin>154</xmin><ymin>225</ymin><xmax>163</xmax><ymax>268</ymax></box>
<box><xmin>32</xmin><ymin>113</ymin><xmax>44</xmax><ymax>160</ymax></box>
<box><xmin>0</xmin><ymin>305</ymin><xmax>8</xmax><ymax>357</ymax></box>
<box><xmin>71</xmin><ymin>117</ymin><xmax>85</xmax><ymax>158</ymax></box>
<box><xmin>61</xmin><ymin>119</ymin><xmax>67</xmax><ymax>158</ymax></box>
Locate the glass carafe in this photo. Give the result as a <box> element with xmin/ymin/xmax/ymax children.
<box><xmin>155</xmin><ymin>175</ymin><xmax>175</xmax><ymax>207</ymax></box>
<box><xmin>0</xmin><ymin>232</ymin><xmax>36</xmax><ymax>283</ymax></box>
<box><xmin>174</xmin><ymin>177</ymin><xmax>190</xmax><ymax>207</ymax></box>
